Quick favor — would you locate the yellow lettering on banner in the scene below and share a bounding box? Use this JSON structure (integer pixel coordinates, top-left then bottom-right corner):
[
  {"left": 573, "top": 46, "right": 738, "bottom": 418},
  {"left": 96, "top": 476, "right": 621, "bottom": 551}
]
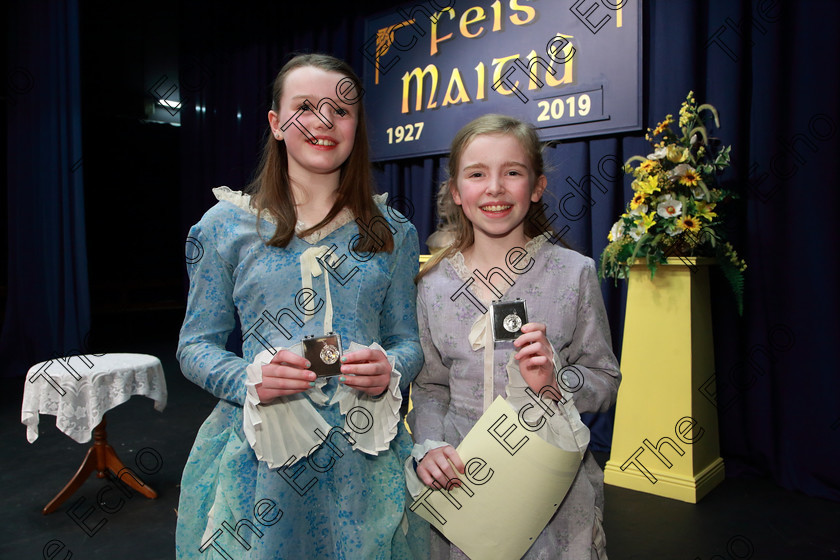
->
[
  {"left": 460, "top": 6, "right": 486, "bottom": 39},
  {"left": 430, "top": 7, "right": 455, "bottom": 56},
  {"left": 491, "top": 54, "right": 521, "bottom": 97},
  {"left": 490, "top": 0, "right": 502, "bottom": 31},
  {"left": 546, "top": 34, "right": 575, "bottom": 87},
  {"left": 525, "top": 50, "right": 540, "bottom": 90},
  {"left": 442, "top": 68, "right": 470, "bottom": 106},
  {"left": 402, "top": 65, "right": 440, "bottom": 114},
  {"left": 509, "top": 0, "right": 537, "bottom": 25},
  {"left": 475, "top": 62, "right": 486, "bottom": 101}
]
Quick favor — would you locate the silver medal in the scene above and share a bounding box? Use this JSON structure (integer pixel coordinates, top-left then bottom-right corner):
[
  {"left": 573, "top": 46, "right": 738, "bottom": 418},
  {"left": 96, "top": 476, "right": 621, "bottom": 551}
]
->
[
  {"left": 320, "top": 344, "right": 340, "bottom": 364},
  {"left": 503, "top": 313, "right": 522, "bottom": 333}
]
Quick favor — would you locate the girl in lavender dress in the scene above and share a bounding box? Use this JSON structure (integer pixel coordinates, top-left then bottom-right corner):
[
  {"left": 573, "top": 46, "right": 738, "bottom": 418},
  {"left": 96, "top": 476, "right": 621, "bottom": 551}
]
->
[{"left": 408, "top": 114, "right": 621, "bottom": 559}]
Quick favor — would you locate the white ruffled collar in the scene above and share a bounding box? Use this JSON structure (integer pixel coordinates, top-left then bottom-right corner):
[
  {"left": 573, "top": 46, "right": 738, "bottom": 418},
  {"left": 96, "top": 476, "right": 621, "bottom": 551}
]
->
[
  {"left": 447, "top": 234, "right": 548, "bottom": 297},
  {"left": 213, "top": 186, "right": 388, "bottom": 244}
]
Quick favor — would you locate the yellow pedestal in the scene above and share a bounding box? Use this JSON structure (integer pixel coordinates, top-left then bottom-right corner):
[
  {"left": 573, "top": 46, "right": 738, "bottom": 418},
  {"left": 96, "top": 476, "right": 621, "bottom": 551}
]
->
[{"left": 604, "top": 258, "right": 725, "bottom": 503}]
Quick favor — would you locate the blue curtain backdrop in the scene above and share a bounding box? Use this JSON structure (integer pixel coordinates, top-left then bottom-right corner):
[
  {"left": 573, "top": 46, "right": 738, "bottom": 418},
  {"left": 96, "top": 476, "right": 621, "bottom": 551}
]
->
[
  {"left": 174, "top": 0, "right": 840, "bottom": 501},
  {"left": 1, "top": 0, "right": 90, "bottom": 376},
  {"left": 4, "top": 0, "right": 837, "bottom": 502}
]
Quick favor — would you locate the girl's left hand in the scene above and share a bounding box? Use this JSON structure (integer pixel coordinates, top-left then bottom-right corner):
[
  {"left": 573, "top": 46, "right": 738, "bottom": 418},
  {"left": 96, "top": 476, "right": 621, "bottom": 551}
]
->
[
  {"left": 339, "top": 348, "right": 392, "bottom": 396},
  {"left": 513, "top": 323, "right": 560, "bottom": 397}
]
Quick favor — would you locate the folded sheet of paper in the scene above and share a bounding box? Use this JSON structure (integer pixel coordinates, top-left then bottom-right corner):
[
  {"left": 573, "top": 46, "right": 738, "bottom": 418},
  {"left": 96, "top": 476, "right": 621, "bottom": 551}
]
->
[{"left": 409, "top": 396, "right": 583, "bottom": 560}]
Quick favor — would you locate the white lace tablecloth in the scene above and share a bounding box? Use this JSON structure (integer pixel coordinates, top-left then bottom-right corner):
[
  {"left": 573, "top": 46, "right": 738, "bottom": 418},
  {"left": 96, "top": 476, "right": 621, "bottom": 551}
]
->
[{"left": 21, "top": 353, "right": 167, "bottom": 444}]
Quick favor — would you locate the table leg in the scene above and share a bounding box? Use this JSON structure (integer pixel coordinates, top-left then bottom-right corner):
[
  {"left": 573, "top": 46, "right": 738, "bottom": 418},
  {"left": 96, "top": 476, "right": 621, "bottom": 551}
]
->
[
  {"left": 41, "top": 441, "right": 98, "bottom": 514},
  {"left": 42, "top": 415, "right": 157, "bottom": 515}
]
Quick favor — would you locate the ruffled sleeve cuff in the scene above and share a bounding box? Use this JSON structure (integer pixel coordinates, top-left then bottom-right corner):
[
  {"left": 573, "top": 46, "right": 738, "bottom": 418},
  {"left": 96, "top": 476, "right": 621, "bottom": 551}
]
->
[
  {"left": 242, "top": 344, "right": 334, "bottom": 469},
  {"left": 503, "top": 350, "right": 590, "bottom": 456},
  {"left": 403, "top": 439, "right": 450, "bottom": 499},
  {"left": 242, "top": 341, "right": 404, "bottom": 469},
  {"left": 329, "top": 341, "right": 403, "bottom": 455}
]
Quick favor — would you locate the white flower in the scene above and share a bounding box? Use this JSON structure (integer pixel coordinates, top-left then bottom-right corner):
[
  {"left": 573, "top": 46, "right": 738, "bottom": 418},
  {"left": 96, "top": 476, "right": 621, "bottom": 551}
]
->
[
  {"left": 647, "top": 146, "right": 668, "bottom": 160},
  {"left": 690, "top": 134, "right": 698, "bottom": 145},
  {"left": 630, "top": 203, "right": 648, "bottom": 216},
  {"left": 668, "top": 163, "right": 693, "bottom": 180},
  {"left": 656, "top": 197, "right": 682, "bottom": 219},
  {"left": 628, "top": 223, "right": 646, "bottom": 241},
  {"left": 609, "top": 220, "right": 625, "bottom": 242}
]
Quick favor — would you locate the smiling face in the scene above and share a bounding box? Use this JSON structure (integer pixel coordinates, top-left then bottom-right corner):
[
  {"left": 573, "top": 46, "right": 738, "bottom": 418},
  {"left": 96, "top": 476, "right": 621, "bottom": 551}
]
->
[
  {"left": 450, "top": 133, "right": 547, "bottom": 244},
  {"left": 268, "top": 66, "right": 357, "bottom": 181}
]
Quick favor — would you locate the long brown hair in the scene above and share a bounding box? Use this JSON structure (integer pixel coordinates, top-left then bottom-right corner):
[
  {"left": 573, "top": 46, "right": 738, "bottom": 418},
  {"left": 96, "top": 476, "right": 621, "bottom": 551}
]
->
[
  {"left": 247, "top": 53, "right": 393, "bottom": 252},
  {"left": 417, "top": 114, "right": 560, "bottom": 281}
]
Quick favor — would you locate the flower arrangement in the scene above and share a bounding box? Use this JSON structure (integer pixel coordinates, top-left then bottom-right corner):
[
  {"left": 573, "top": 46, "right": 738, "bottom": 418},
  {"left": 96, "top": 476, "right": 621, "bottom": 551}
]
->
[{"left": 599, "top": 91, "right": 747, "bottom": 314}]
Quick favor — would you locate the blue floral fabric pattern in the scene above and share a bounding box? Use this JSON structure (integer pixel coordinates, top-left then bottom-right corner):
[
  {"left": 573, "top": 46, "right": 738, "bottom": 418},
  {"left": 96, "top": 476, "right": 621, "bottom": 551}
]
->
[{"left": 176, "top": 196, "right": 428, "bottom": 559}]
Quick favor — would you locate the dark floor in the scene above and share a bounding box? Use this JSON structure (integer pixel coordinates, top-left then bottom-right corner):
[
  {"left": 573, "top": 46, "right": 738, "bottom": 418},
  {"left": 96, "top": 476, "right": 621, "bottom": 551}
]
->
[{"left": 2, "top": 324, "right": 839, "bottom": 559}]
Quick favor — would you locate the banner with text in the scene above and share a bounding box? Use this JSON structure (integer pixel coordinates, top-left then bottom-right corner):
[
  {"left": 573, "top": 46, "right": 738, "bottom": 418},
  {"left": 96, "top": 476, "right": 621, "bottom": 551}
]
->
[{"left": 361, "top": 0, "right": 642, "bottom": 161}]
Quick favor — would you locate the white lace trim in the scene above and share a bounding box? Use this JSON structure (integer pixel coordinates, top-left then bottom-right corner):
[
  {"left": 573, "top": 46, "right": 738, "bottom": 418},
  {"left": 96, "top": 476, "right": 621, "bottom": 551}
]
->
[
  {"left": 298, "top": 210, "right": 354, "bottom": 244},
  {"left": 213, "top": 187, "right": 391, "bottom": 244},
  {"left": 213, "top": 185, "right": 258, "bottom": 213},
  {"left": 446, "top": 234, "right": 549, "bottom": 301}
]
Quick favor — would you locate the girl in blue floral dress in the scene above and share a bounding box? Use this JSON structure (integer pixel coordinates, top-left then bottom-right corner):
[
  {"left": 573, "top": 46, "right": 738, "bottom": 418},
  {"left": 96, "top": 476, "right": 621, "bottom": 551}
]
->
[{"left": 176, "top": 54, "right": 428, "bottom": 559}]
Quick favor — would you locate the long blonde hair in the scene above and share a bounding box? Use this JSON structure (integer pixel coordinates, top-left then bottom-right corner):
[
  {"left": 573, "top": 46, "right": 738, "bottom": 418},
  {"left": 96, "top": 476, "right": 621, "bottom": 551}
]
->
[
  {"left": 417, "top": 114, "right": 559, "bottom": 281},
  {"left": 247, "top": 53, "right": 393, "bottom": 253}
]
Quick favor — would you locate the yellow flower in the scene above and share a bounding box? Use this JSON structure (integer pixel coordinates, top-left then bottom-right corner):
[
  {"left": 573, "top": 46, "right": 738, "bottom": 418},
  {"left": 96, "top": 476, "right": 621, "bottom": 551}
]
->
[
  {"left": 630, "top": 192, "right": 647, "bottom": 210},
  {"left": 635, "top": 175, "right": 660, "bottom": 195},
  {"left": 640, "top": 211, "right": 657, "bottom": 232},
  {"left": 677, "top": 215, "right": 701, "bottom": 233},
  {"left": 678, "top": 168, "right": 701, "bottom": 187},
  {"left": 666, "top": 145, "right": 689, "bottom": 163},
  {"left": 679, "top": 93, "right": 695, "bottom": 127},
  {"left": 651, "top": 114, "right": 674, "bottom": 136},
  {"left": 639, "top": 159, "right": 657, "bottom": 174},
  {"left": 696, "top": 202, "right": 717, "bottom": 221}
]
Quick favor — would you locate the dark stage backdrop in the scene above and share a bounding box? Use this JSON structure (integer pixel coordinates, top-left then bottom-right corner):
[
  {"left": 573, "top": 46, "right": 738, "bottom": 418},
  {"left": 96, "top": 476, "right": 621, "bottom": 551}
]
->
[
  {"left": 3, "top": 0, "right": 838, "bottom": 502},
  {"left": 1, "top": 0, "right": 90, "bottom": 378}
]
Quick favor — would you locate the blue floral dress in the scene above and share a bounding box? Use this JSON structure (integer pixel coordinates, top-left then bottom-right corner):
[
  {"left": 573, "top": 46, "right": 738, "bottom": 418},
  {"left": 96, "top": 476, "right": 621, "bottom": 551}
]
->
[{"left": 176, "top": 188, "right": 429, "bottom": 559}]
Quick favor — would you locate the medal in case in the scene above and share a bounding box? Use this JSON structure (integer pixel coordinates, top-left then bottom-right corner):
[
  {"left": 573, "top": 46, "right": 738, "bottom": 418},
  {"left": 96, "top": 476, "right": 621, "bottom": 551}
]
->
[
  {"left": 490, "top": 299, "right": 528, "bottom": 342},
  {"left": 302, "top": 332, "right": 343, "bottom": 377}
]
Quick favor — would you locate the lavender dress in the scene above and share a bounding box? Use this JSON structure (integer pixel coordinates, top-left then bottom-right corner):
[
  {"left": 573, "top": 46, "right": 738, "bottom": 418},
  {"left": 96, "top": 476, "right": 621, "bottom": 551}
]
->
[{"left": 409, "top": 235, "right": 621, "bottom": 559}]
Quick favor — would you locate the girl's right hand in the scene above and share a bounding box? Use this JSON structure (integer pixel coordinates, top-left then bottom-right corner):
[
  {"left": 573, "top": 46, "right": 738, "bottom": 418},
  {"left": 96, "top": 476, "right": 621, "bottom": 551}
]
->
[
  {"left": 256, "top": 350, "right": 317, "bottom": 402},
  {"left": 416, "top": 445, "right": 466, "bottom": 490}
]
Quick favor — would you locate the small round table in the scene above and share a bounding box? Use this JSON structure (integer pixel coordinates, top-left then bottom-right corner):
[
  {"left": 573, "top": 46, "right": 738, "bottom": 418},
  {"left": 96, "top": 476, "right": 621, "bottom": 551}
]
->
[{"left": 21, "top": 353, "right": 168, "bottom": 514}]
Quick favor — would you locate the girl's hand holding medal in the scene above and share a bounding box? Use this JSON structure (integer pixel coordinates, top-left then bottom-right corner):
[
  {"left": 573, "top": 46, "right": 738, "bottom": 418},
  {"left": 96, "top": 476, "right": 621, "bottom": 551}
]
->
[
  {"left": 513, "top": 322, "right": 561, "bottom": 398},
  {"left": 339, "top": 348, "right": 392, "bottom": 396}
]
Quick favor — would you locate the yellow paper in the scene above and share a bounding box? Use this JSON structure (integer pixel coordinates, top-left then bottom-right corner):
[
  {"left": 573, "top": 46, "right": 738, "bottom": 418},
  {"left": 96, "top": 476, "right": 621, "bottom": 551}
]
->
[{"left": 409, "top": 396, "right": 583, "bottom": 560}]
